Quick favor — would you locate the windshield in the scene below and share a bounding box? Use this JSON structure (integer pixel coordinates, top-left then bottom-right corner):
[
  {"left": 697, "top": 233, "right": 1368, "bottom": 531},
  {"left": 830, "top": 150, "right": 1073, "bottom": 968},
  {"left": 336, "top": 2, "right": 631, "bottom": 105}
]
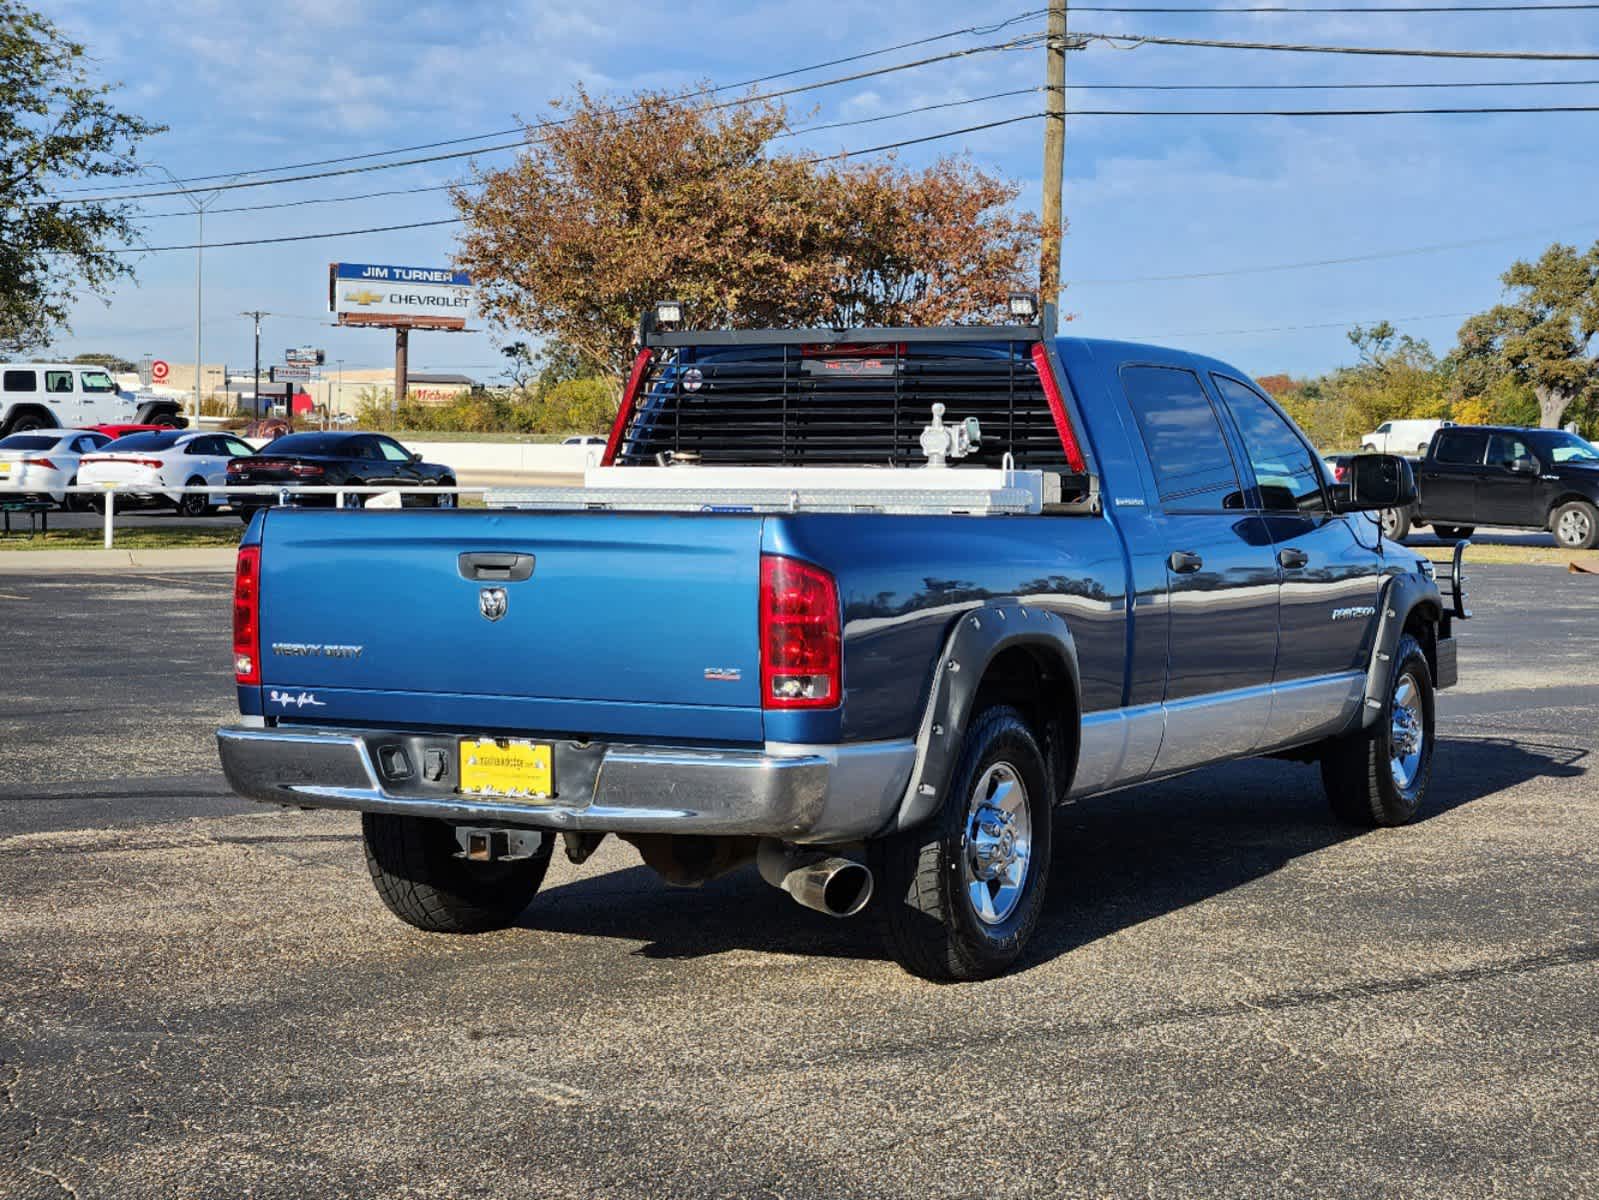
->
[
  {"left": 103, "top": 432, "right": 183, "bottom": 452},
  {"left": 1536, "top": 431, "right": 1599, "bottom": 463}
]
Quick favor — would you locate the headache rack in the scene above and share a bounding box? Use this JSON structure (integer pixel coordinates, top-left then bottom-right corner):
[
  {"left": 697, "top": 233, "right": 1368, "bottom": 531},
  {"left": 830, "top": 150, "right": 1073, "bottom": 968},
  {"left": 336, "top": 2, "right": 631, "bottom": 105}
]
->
[{"left": 610, "top": 324, "right": 1085, "bottom": 474}]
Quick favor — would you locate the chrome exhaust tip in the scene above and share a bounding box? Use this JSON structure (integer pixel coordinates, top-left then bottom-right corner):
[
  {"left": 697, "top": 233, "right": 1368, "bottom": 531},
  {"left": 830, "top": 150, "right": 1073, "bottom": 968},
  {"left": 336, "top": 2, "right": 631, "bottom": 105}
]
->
[{"left": 757, "top": 841, "right": 874, "bottom": 918}]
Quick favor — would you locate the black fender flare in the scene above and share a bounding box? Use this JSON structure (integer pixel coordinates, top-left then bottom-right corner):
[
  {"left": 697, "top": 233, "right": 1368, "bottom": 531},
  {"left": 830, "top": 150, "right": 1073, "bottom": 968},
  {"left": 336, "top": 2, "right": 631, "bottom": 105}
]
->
[
  {"left": 134, "top": 400, "right": 185, "bottom": 427},
  {"left": 891, "top": 601, "right": 1082, "bottom": 832},
  {"left": 1, "top": 404, "right": 58, "bottom": 433},
  {"left": 1361, "top": 572, "right": 1444, "bottom": 729}
]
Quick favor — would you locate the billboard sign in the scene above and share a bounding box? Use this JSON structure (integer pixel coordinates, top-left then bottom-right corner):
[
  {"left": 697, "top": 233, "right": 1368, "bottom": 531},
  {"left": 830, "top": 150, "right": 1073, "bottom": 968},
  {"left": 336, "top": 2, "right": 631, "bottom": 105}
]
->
[
  {"left": 329, "top": 262, "right": 473, "bottom": 330},
  {"left": 285, "top": 347, "right": 325, "bottom": 365},
  {"left": 271, "top": 364, "right": 312, "bottom": 382}
]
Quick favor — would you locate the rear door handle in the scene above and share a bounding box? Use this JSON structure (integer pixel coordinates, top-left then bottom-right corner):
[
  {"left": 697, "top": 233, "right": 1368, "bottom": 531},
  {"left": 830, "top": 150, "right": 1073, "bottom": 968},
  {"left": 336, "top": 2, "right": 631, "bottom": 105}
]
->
[
  {"left": 458, "top": 552, "right": 535, "bottom": 582},
  {"left": 1278, "top": 548, "right": 1310, "bottom": 569},
  {"left": 1168, "top": 550, "right": 1204, "bottom": 574}
]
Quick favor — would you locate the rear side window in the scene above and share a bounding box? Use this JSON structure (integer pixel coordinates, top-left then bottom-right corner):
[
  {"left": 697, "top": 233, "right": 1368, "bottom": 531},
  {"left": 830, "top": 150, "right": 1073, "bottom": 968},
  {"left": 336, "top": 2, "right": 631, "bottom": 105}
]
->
[
  {"left": 1211, "top": 375, "right": 1324, "bottom": 512},
  {"left": 45, "top": 370, "right": 73, "bottom": 394},
  {"left": 3, "top": 370, "right": 36, "bottom": 392},
  {"left": 1120, "top": 365, "right": 1243, "bottom": 510},
  {"left": 1434, "top": 429, "right": 1488, "bottom": 465}
]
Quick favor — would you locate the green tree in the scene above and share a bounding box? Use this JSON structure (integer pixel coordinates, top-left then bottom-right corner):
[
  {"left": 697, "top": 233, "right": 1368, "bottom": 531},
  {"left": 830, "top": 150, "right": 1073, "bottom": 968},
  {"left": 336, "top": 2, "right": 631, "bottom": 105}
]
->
[
  {"left": 1452, "top": 242, "right": 1599, "bottom": 428},
  {"left": 0, "top": 1, "right": 163, "bottom": 352},
  {"left": 69, "top": 350, "right": 134, "bottom": 372}
]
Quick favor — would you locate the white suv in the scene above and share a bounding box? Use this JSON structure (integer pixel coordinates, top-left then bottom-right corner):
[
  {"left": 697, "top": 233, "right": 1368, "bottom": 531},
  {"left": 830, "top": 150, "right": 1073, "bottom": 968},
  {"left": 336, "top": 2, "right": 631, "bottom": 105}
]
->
[{"left": 0, "top": 364, "right": 183, "bottom": 434}]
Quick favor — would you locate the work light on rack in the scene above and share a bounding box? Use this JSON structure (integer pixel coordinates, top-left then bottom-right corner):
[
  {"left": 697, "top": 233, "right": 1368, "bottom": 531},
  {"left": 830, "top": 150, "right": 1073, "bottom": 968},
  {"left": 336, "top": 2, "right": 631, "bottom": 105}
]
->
[{"left": 1008, "top": 292, "right": 1038, "bottom": 322}]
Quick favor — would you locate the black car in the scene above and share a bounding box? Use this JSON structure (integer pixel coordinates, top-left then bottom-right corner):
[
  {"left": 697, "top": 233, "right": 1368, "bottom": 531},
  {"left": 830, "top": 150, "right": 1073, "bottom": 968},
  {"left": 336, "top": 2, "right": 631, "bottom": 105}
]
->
[
  {"left": 227, "top": 432, "right": 456, "bottom": 519},
  {"left": 1387, "top": 424, "right": 1599, "bottom": 549}
]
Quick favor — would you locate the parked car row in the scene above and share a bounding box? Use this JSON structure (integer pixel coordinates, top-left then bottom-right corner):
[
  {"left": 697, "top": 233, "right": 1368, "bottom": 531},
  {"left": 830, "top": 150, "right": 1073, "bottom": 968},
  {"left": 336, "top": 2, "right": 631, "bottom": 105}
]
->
[{"left": 0, "top": 429, "right": 456, "bottom": 518}]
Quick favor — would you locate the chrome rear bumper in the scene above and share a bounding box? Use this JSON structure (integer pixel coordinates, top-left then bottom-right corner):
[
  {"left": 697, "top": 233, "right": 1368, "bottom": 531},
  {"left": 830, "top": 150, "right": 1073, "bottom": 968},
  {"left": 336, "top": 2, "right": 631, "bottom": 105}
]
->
[{"left": 216, "top": 725, "right": 915, "bottom": 844}]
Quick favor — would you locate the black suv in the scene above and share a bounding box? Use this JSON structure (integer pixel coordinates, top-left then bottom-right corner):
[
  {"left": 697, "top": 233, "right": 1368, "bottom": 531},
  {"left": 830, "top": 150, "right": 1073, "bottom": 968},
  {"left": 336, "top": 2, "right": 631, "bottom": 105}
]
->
[{"left": 1385, "top": 424, "right": 1599, "bottom": 549}]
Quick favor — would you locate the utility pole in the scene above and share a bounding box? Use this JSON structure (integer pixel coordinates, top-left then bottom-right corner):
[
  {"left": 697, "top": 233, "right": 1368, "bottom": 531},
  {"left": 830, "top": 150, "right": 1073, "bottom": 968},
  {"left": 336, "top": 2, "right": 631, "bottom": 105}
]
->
[
  {"left": 241, "top": 311, "right": 267, "bottom": 417},
  {"left": 1040, "top": 0, "right": 1068, "bottom": 337},
  {"left": 394, "top": 328, "right": 409, "bottom": 411}
]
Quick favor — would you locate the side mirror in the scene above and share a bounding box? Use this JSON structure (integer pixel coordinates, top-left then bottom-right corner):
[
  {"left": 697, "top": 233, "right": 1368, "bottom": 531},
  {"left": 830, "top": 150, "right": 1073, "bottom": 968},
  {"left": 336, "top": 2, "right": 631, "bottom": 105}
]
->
[
  {"left": 411, "top": 451, "right": 423, "bottom": 463},
  {"left": 1333, "top": 453, "right": 1417, "bottom": 512},
  {"left": 1510, "top": 455, "right": 1538, "bottom": 476}
]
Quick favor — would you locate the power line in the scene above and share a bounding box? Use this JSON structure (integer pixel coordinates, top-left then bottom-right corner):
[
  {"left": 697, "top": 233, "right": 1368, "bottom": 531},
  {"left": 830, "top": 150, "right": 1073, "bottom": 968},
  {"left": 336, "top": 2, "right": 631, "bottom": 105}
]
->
[
  {"left": 43, "top": 33, "right": 1046, "bottom": 207},
  {"left": 132, "top": 90, "right": 1045, "bottom": 221},
  {"left": 1065, "top": 76, "right": 1599, "bottom": 89},
  {"left": 1129, "top": 311, "right": 1471, "bottom": 338},
  {"left": 1080, "top": 30, "right": 1599, "bottom": 59},
  {"left": 1068, "top": 224, "right": 1595, "bottom": 284},
  {"left": 109, "top": 114, "right": 1047, "bottom": 253},
  {"left": 1071, "top": 2, "right": 1599, "bottom": 9},
  {"left": 46, "top": 9, "right": 1049, "bottom": 197},
  {"left": 1068, "top": 103, "right": 1599, "bottom": 113}
]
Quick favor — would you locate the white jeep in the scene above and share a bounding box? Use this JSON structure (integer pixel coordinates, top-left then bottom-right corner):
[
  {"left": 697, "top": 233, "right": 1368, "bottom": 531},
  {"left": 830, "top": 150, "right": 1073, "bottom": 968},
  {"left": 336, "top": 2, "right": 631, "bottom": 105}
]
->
[{"left": 0, "top": 364, "right": 183, "bottom": 434}]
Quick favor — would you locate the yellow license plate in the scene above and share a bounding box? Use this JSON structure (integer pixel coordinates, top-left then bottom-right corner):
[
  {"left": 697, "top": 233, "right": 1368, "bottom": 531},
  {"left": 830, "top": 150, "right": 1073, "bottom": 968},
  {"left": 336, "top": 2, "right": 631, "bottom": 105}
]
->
[
  {"left": 0, "top": 463, "right": 10, "bottom": 475},
  {"left": 458, "top": 738, "right": 553, "bottom": 800}
]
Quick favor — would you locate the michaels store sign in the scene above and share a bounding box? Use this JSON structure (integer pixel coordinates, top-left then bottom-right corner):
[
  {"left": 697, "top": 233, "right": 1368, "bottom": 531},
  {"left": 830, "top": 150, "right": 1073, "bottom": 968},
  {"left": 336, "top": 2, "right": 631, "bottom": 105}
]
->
[{"left": 329, "top": 262, "right": 474, "bottom": 329}]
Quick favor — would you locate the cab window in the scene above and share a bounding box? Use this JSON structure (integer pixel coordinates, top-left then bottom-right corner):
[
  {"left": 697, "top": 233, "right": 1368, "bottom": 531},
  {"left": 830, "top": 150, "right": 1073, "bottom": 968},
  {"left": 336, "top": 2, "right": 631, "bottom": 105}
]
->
[
  {"left": 376, "top": 438, "right": 413, "bottom": 463},
  {"left": 1211, "top": 375, "right": 1325, "bottom": 512},
  {"left": 1119, "top": 365, "right": 1244, "bottom": 511},
  {"left": 1434, "top": 429, "right": 1489, "bottom": 465},
  {"left": 45, "top": 370, "right": 73, "bottom": 394},
  {"left": 1376, "top": 422, "right": 1392, "bottom": 434},
  {"left": 79, "top": 371, "right": 117, "bottom": 393}
]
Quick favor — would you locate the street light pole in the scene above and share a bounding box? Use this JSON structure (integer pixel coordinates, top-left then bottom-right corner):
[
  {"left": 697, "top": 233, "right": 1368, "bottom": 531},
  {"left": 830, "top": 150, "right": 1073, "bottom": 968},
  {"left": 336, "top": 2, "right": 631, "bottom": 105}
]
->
[{"left": 241, "top": 311, "right": 268, "bottom": 416}]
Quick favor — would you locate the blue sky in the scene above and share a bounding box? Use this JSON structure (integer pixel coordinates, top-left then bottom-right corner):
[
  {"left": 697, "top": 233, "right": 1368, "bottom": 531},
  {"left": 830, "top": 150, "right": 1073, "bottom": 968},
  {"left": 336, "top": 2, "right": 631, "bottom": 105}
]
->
[{"left": 43, "top": 0, "right": 1599, "bottom": 382}]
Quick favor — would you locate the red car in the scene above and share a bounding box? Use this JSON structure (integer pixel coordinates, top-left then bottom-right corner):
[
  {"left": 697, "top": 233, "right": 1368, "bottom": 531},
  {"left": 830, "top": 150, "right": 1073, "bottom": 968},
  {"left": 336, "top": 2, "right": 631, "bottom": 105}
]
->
[{"left": 82, "top": 422, "right": 185, "bottom": 441}]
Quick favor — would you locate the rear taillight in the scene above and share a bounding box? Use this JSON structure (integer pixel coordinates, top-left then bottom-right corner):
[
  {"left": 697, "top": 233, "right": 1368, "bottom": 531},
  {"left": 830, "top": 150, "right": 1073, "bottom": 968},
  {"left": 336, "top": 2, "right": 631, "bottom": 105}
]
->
[
  {"left": 233, "top": 545, "right": 261, "bottom": 685},
  {"left": 759, "top": 554, "right": 841, "bottom": 709},
  {"left": 289, "top": 463, "right": 324, "bottom": 477},
  {"left": 22, "top": 457, "right": 56, "bottom": 470}
]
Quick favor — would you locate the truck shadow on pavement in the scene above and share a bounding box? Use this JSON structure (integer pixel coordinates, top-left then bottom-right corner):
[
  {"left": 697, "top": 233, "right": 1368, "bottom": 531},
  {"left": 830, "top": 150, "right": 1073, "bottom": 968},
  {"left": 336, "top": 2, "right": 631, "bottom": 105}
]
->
[{"left": 518, "top": 735, "right": 1585, "bottom": 970}]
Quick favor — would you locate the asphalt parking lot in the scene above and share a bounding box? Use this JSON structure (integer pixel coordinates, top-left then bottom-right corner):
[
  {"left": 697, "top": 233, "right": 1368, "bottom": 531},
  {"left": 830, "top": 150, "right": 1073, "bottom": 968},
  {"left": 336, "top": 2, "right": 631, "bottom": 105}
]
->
[{"left": 1, "top": 564, "right": 1595, "bottom": 1199}]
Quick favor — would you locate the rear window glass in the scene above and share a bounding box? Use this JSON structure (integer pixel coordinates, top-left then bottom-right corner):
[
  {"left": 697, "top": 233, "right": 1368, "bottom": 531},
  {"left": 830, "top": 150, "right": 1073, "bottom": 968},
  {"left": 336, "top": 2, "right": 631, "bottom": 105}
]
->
[
  {"left": 0, "top": 434, "right": 59, "bottom": 450},
  {"left": 103, "top": 432, "right": 183, "bottom": 451},
  {"left": 263, "top": 433, "right": 356, "bottom": 455},
  {"left": 1434, "top": 429, "right": 1488, "bottom": 465},
  {"left": 1120, "top": 365, "right": 1244, "bottom": 510},
  {"left": 3, "top": 370, "right": 36, "bottom": 391}
]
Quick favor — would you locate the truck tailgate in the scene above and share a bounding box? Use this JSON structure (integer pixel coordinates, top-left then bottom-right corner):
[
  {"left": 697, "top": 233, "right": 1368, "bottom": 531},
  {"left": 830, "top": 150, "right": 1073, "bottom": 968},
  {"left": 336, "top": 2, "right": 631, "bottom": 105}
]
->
[{"left": 255, "top": 509, "right": 764, "bottom": 742}]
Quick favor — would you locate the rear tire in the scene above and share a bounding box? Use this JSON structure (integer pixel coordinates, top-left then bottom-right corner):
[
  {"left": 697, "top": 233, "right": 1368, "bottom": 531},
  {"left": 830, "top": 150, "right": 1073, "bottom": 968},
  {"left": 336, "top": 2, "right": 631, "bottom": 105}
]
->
[
  {"left": 8, "top": 414, "right": 47, "bottom": 433},
  {"left": 1320, "top": 632, "right": 1434, "bottom": 827},
  {"left": 1551, "top": 500, "right": 1599, "bottom": 550},
  {"left": 873, "top": 706, "right": 1053, "bottom": 982},
  {"left": 175, "top": 477, "right": 211, "bottom": 517},
  {"left": 1380, "top": 506, "right": 1413, "bottom": 542},
  {"left": 362, "top": 813, "right": 552, "bottom": 933}
]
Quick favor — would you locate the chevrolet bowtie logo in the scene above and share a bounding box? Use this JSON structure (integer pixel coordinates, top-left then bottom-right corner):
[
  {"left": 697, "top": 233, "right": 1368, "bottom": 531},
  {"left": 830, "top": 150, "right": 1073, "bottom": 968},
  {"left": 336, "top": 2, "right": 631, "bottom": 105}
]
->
[{"left": 343, "top": 288, "right": 384, "bottom": 305}]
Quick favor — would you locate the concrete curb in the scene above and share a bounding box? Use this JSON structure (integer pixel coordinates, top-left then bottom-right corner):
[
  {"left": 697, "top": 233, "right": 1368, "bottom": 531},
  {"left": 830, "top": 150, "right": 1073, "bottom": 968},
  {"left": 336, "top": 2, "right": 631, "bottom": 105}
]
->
[{"left": 0, "top": 547, "right": 237, "bottom": 573}]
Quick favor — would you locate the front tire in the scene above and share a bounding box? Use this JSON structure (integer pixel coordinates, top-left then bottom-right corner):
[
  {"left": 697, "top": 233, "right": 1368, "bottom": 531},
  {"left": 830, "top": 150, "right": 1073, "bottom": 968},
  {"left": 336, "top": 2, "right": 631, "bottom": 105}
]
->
[
  {"left": 1551, "top": 500, "right": 1599, "bottom": 550},
  {"left": 1320, "top": 632, "right": 1435, "bottom": 827},
  {"left": 362, "top": 814, "right": 552, "bottom": 933},
  {"left": 873, "top": 706, "right": 1053, "bottom": 982},
  {"left": 1380, "top": 506, "right": 1413, "bottom": 542}
]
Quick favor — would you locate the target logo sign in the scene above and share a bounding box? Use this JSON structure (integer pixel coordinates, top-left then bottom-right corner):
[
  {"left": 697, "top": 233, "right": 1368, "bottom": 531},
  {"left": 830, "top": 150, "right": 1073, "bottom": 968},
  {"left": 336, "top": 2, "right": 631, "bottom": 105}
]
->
[{"left": 150, "top": 359, "right": 170, "bottom": 384}]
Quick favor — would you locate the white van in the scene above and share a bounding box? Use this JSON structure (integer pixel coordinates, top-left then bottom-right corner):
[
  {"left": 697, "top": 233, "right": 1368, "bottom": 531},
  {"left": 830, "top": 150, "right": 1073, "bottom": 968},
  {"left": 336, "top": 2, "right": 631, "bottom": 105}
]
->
[
  {"left": 1361, "top": 419, "right": 1452, "bottom": 456},
  {"left": 0, "top": 364, "right": 183, "bottom": 435}
]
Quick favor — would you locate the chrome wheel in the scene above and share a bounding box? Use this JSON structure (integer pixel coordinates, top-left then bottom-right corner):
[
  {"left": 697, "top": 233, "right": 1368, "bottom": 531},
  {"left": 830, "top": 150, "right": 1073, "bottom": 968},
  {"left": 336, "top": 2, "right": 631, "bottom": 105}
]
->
[
  {"left": 1380, "top": 509, "right": 1401, "bottom": 538},
  {"left": 961, "top": 762, "right": 1032, "bottom": 926},
  {"left": 1556, "top": 507, "right": 1593, "bottom": 547},
  {"left": 1389, "top": 672, "right": 1425, "bottom": 791}
]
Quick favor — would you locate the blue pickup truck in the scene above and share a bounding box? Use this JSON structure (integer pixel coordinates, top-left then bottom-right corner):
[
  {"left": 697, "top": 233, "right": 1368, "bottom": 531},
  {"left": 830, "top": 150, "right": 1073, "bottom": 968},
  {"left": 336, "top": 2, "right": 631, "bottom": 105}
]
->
[{"left": 217, "top": 315, "right": 1468, "bottom": 981}]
